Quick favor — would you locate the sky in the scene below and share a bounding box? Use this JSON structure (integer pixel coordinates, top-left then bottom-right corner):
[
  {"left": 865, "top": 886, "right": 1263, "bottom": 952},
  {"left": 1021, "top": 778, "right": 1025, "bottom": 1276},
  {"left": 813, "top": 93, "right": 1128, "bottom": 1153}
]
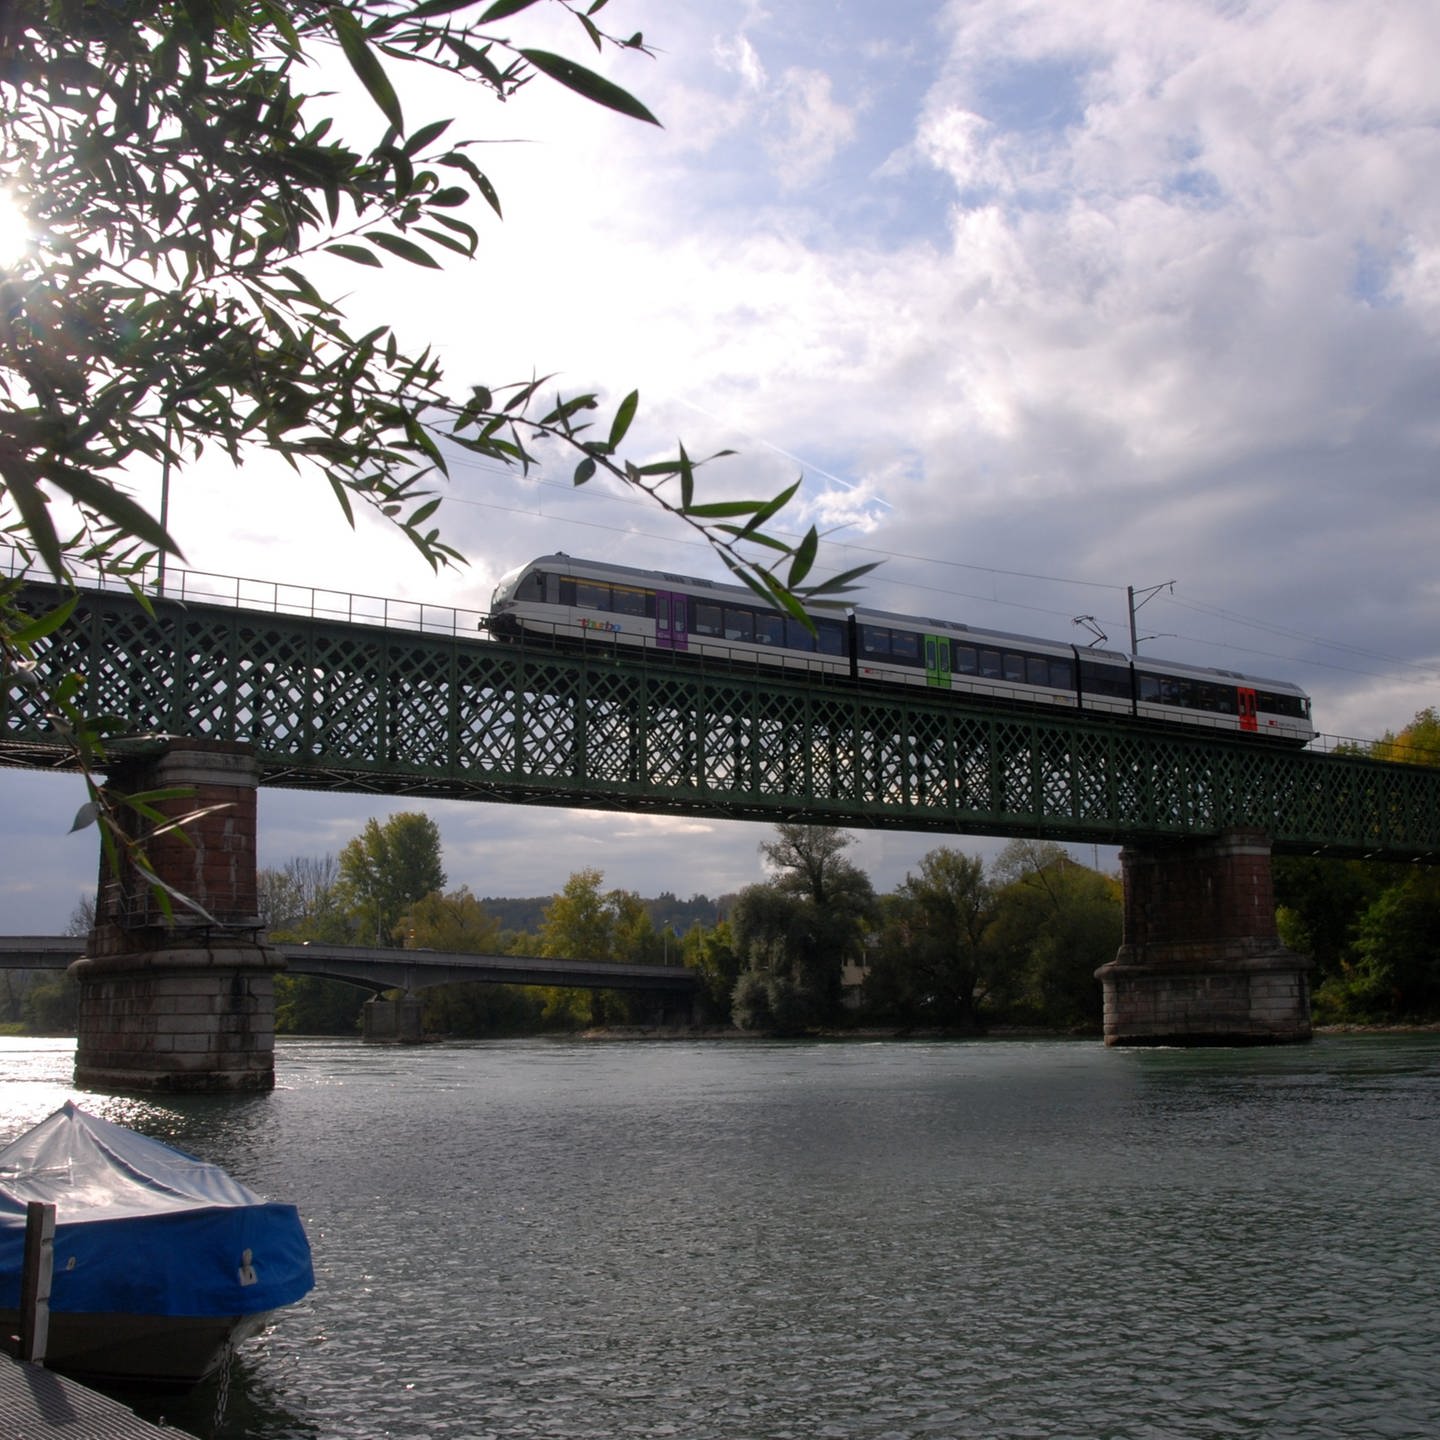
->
[{"left": 5, "top": 0, "right": 1440, "bottom": 932}]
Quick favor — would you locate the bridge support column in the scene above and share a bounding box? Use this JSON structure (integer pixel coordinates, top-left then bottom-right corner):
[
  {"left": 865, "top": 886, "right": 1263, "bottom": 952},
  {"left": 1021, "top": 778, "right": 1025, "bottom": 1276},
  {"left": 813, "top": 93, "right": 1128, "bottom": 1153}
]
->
[
  {"left": 362, "top": 995, "right": 424, "bottom": 1044},
  {"left": 71, "top": 740, "right": 283, "bottom": 1092},
  {"left": 1096, "top": 827, "right": 1312, "bottom": 1047}
]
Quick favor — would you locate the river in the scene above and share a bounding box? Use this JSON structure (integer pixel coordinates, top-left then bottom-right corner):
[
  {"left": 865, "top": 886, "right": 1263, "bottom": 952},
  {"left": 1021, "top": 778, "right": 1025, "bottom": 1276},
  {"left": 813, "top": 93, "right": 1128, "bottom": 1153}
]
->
[{"left": 2, "top": 1032, "right": 1438, "bottom": 1440}]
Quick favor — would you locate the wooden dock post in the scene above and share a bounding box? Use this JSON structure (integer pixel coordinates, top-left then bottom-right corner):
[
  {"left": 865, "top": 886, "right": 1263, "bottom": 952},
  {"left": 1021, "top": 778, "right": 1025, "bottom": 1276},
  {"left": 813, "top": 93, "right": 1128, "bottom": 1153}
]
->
[{"left": 19, "top": 1200, "right": 55, "bottom": 1363}]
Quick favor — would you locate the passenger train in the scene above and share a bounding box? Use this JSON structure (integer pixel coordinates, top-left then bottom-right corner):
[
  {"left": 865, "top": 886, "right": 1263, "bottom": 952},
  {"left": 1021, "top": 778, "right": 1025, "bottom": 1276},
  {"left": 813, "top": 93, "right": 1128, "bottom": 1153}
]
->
[{"left": 486, "top": 554, "right": 1315, "bottom": 745}]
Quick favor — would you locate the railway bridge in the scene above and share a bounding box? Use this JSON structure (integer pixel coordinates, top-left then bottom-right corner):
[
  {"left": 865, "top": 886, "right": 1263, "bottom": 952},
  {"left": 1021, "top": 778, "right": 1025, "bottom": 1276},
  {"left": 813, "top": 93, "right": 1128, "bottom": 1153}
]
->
[{"left": 4, "top": 563, "right": 1438, "bottom": 1089}]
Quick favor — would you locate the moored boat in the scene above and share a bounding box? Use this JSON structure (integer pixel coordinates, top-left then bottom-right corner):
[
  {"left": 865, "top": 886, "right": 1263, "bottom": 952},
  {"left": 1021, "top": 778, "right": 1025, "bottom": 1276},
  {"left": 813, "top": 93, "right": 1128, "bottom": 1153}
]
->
[{"left": 0, "top": 1101, "right": 314, "bottom": 1387}]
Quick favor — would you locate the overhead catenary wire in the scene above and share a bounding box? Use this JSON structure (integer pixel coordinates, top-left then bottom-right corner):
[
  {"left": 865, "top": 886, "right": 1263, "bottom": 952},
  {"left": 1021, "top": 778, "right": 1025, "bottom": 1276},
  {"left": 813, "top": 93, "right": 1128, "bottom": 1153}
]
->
[{"left": 434, "top": 448, "right": 1438, "bottom": 689}]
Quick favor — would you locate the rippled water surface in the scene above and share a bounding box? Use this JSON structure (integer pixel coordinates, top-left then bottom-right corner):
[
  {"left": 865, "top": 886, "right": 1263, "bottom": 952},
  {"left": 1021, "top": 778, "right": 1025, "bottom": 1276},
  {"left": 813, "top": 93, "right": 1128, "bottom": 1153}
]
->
[{"left": 3, "top": 1033, "right": 1438, "bottom": 1439}]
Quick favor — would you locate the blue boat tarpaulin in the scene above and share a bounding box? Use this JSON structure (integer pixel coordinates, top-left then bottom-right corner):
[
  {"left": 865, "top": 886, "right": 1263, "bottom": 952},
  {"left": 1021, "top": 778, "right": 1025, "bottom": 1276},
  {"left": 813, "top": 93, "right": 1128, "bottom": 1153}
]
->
[{"left": 0, "top": 1102, "right": 314, "bottom": 1318}]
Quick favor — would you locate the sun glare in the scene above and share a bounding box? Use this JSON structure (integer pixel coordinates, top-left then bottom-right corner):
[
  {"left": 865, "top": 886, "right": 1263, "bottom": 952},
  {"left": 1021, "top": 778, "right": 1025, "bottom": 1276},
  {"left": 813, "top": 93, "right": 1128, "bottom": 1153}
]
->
[{"left": 0, "top": 189, "right": 33, "bottom": 267}]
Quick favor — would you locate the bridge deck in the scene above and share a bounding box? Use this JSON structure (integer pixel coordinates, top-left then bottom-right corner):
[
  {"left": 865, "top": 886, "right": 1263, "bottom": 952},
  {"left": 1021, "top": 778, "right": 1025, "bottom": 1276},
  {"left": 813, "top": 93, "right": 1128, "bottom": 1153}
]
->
[{"left": 0, "top": 937, "right": 697, "bottom": 993}]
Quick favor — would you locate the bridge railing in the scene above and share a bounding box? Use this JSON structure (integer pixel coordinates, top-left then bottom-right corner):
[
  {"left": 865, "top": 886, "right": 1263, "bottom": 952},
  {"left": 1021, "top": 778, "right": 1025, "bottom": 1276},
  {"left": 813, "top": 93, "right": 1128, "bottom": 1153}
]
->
[{"left": 0, "top": 540, "right": 489, "bottom": 640}]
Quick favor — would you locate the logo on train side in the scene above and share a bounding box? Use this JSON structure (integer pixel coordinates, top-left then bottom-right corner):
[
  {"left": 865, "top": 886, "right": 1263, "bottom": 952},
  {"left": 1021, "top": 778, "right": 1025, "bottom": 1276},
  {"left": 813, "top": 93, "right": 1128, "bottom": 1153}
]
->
[{"left": 579, "top": 618, "right": 623, "bottom": 634}]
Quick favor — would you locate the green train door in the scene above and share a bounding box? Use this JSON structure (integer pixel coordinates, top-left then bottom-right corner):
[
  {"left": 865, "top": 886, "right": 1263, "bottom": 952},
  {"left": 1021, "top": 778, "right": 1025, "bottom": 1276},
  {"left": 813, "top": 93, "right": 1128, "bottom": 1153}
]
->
[{"left": 924, "top": 635, "right": 952, "bottom": 688}]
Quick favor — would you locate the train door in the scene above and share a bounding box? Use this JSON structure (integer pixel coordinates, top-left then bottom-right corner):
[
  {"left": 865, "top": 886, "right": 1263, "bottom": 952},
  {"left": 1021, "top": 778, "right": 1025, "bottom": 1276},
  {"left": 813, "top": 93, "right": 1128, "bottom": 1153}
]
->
[
  {"left": 1237, "top": 686, "right": 1258, "bottom": 733},
  {"left": 655, "top": 591, "right": 689, "bottom": 652},
  {"left": 925, "top": 635, "right": 952, "bottom": 688}
]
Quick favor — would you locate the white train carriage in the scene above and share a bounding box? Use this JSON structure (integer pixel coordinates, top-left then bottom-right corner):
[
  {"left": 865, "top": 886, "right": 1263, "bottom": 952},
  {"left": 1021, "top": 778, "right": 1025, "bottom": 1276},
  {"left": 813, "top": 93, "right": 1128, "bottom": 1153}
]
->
[{"left": 486, "top": 554, "right": 1315, "bottom": 745}]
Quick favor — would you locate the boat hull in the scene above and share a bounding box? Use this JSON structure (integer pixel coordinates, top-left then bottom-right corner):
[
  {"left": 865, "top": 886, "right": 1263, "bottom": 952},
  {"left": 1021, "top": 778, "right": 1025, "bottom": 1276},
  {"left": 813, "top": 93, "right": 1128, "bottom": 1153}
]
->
[{"left": 1, "top": 1306, "right": 273, "bottom": 1387}]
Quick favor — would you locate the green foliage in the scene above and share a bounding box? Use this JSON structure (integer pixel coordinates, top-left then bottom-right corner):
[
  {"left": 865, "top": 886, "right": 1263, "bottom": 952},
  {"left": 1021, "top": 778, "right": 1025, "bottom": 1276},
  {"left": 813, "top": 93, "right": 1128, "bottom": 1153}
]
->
[
  {"left": 609, "top": 889, "right": 662, "bottom": 965},
  {"left": 540, "top": 867, "right": 615, "bottom": 960},
  {"left": 983, "top": 842, "right": 1116, "bottom": 1030},
  {"left": 0, "top": 970, "right": 27, "bottom": 1025},
  {"left": 21, "top": 969, "right": 80, "bottom": 1035},
  {"left": 1316, "top": 870, "right": 1440, "bottom": 1022},
  {"left": 274, "top": 972, "right": 367, "bottom": 1035},
  {"left": 337, "top": 811, "right": 446, "bottom": 943},
  {"left": 729, "top": 826, "right": 876, "bottom": 1034},
  {"left": 261, "top": 849, "right": 366, "bottom": 1033},
  {"left": 1370, "top": 707, "right": 1440, "bottom": 766},
  {"left": 760, "top": 824, "right": 874, "bottom": 915},
  {"left": 0, "top": 1, "right": 617, "bottom": 574},
  {"left": 0, "top": 0, "right": 874, "bottom": 598},
  {"left": 401, "top": 885, "right": 502, "bottom": 953},
  {"left": 729, "top": 886, "right": 817, "bottom": 1032},
  {"left": 681, "top": 919, "right": 739, "bottom": 1024},
  {"left": 730, "top": 964, "right": 778, "bottom": 1033},
  {"left": 1273, "top": 856, "right": 1389, "bottom": 995},
  {"left": 421, "top": 980, "right": 547, "bottom": 1037},
  {"left": 536, "top": 867, "right": 670, "bottom": 1025},
  {"left": 1279, "top": 715, "right": 1440, "bottom": 1025},
  {"left": 860, "top": 842, "right": 1117, "bottom": 1033},
  {"left": 863, "top": 849, "right": 994, "bottom": 1031}
]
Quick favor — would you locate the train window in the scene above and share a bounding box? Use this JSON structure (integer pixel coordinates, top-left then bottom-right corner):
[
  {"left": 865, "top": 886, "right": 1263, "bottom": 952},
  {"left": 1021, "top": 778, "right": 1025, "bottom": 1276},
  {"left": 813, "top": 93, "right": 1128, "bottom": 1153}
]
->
[
  {"left": 861, "top": 626, "right": 890, "bottom": 656},
  {"left": 816, "top": 619, "right": 845, "bottom": 655},
  {"left": 724, "top": 607, "right": 754, "bottom": 642},
  {"left": 785, "top": 618, "right": 817, "bottom": 652},
  {"left": 980, "top": 649, "right": 1002, "bottom": 678},
  {"left": 954, "top": 646, "right": 978, "bottom": 676},
  {"left": 575, "top": 580, "right": 609, "bottom": 610},
  {"left": 1049, "top": 660, "right": 1074, "bottom": 689},
  {"left": 755, "top": 613, "right": 786, "bottom": 646},
  {"left": 610, "top": 585, "right": 648, "bottom": 617},
  {"left": 1080, "top": 659, "right": 1132, "bottom": 699},
  {"left": 1003, "top": 653, "right": 1025, "bottom": 683},
  {"left": 891, "top": 630, "right": 921, "bottom": 663},
  {"left": 1138, "top": 674, "right": 1161, "bottom": 702},
  {"left": 1259, "top": 691, "right": 1307, "bottom": 719},
  {"left": 1026, "top": 657, "right": 1049, "bottom": 687},
  {"left": 693, "top": 602, "right": 722, "bottom": 638}
]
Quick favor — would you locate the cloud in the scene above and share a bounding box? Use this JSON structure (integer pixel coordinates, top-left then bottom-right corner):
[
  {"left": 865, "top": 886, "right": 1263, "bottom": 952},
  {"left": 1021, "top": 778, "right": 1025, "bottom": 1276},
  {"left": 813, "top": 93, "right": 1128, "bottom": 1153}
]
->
[
  {"left": 767, "top": 67, "right": 859, "bottom": 189},
  {"left": 8, "top": 0, "right": 1438, "bottom": 933}
]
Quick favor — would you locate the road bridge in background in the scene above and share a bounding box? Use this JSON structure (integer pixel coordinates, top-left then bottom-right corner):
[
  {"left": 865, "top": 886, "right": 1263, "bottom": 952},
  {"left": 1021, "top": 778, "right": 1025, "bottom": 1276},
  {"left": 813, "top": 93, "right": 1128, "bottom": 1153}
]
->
[{"left": 0, "top": 936, "right": 697, "bottom": 996}]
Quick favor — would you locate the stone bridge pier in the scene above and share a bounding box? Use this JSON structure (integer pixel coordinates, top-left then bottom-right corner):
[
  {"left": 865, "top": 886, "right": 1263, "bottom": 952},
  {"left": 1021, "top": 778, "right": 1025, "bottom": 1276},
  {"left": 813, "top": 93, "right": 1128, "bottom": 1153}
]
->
[
  {"left": 72, "top": 739, "right": 283, "bottom": 1092},
  {"left": 1095, "top": 827, "right": 1313, "bottom": 1046}
]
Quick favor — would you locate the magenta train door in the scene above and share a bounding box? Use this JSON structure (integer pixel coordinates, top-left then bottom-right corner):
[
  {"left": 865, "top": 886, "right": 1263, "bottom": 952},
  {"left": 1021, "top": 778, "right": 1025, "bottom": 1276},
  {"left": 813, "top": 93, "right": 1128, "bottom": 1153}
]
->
[{"left": 655, "top": 591, "right": 689, "bottom": 651}]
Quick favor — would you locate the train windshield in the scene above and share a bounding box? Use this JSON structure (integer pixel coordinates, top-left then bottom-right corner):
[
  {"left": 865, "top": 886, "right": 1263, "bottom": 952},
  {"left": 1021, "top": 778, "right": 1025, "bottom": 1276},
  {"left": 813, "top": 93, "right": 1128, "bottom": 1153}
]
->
[{"left": 490, "top": 564, "right": 527, "bottom": 609}]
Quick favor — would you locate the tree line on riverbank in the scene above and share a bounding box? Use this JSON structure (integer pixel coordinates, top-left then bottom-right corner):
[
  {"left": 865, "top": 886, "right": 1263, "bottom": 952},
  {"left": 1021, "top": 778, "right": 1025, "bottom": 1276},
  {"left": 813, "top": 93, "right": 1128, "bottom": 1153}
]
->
[
  {"left": 1275, "top": 708, "right": 1440, "bottom": 1023},
  {"left": 5, "top": 809, "right": 1120, "bottom": 1038},
  {"left": 245, "top": 813, "right": 1127, "bottom": 1037}
]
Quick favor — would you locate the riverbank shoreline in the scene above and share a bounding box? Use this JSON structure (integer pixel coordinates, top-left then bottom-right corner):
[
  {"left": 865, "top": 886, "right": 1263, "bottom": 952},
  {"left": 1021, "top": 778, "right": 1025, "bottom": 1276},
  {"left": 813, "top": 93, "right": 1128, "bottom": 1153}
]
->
[{"left": 574, "top": 1020, "right": 1440, "bottom": 1041}]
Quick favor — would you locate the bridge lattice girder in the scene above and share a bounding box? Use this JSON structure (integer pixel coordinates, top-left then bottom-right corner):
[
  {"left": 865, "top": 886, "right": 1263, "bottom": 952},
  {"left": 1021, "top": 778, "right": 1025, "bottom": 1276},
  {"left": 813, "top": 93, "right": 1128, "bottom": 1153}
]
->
[{"left": 3, "top": 583, "right": 1436, "bottom": 860}]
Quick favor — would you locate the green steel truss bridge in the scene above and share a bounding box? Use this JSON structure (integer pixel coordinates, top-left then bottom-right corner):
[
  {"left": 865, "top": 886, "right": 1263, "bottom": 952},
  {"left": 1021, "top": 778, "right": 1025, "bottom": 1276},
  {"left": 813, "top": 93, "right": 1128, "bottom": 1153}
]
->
[{"left": 2, "top": 574, "right": 1437, "bottom": 860}]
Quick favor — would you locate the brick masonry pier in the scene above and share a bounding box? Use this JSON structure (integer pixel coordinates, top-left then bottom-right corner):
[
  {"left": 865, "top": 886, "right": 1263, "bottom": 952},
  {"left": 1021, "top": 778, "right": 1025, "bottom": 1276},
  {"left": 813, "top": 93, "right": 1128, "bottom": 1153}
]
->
[
  {"left": 1095, "top": 827, "right": 1313, "bottom": 1046},
  {"left": 72, "top": 740, "right": 284, "bottom": 1092}
]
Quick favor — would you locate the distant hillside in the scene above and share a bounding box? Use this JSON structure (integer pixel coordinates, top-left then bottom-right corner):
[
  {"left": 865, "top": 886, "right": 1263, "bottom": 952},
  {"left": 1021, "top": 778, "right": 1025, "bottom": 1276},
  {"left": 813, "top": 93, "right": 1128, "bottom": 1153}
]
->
[{"left": 480, "top": 892, "right": 735, "bottom": 940}]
